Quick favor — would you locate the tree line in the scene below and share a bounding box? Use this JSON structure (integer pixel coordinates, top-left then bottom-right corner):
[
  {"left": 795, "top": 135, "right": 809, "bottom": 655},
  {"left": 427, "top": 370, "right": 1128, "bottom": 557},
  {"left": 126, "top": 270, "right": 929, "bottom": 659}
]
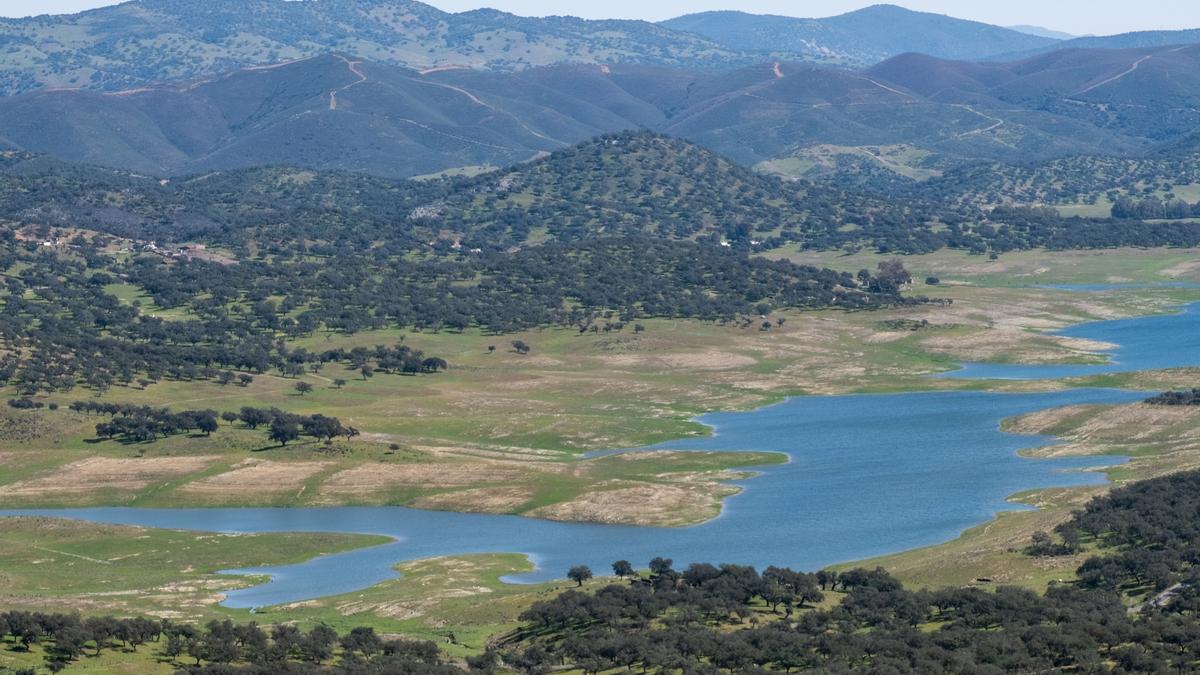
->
[
  {"left": 69, "top": 401, "right": 358, "bottom": 447},
  {"left": 1145, "top": 389, "right": 1200, "bottom": 406},
  {"left": 0, "top": 613, "right": 481, "bottom": 674},
  {"left": 1112, "top": 197, "right": 1200, "bottom": 221},
  {"left": 497, "top": 469, "right": 1200, "bottom": 673}
]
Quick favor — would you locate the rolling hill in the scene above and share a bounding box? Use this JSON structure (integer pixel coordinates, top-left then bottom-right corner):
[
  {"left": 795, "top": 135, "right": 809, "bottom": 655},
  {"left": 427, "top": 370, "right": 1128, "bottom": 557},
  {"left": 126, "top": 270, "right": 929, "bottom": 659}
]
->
[
  {"left": 0, "top": 132, "right": 951, "bottom": 254},
  {"left": 660, "top": 5, "right": 1060, "bottom": 66},
  {"left": 6, "top": 132, "right": 1198, "bottom": 260}
]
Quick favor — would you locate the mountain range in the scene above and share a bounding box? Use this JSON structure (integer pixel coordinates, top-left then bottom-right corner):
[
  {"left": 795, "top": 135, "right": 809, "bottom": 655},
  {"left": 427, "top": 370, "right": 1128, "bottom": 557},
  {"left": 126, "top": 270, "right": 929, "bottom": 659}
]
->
[
  {"left": 2, "top": 41, "right": 1199, "bottom": 178},
  {"left": 0, "top": 0, "right": 1138, "bottom": 97},
  {"left": 0, "top": 1, "right": 1198, "bottom": 183}
]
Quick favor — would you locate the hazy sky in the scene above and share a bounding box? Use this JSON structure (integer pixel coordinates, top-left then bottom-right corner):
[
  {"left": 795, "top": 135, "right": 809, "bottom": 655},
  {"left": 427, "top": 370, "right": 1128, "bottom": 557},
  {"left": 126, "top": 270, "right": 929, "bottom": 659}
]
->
[{"left": 4, "top": 0, "right": 1200, "bottom": 36}]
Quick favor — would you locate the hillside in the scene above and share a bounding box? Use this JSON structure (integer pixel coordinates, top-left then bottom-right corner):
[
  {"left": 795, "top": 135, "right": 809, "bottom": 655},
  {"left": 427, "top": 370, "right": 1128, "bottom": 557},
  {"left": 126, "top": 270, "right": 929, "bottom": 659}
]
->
[
  {"left": 1006, "top": 25, "right": 1077, "bottom": 41},
  {"left": 866, "top": 44, "right": 1200, "bottom": 146},
  {"left": 756, "top": 45, "right": 1200, "bottom": 181},
  {"left": 0, "top": 0, "right": 751, "bottom": 96},
  {"left": 6, "top": 132, "right": 1200, "bottom": 259},
  {"left": 0, "top": 134, "right": 914, "bottom": 251},
  {"left": 902, "top": 152, "right": 1200, "bottom": 210},
  {"left": 7, "top": 44, "right": 1200, "bottom": 179},
  {"left": 0, "top": 0, "right": 1084, "bottom": 98},
  {"left": 0, "top": 55, "right": 684, "bottom": 177},
  {"left": 660, "top": 5, "right": 1059, "bottom": 66}
]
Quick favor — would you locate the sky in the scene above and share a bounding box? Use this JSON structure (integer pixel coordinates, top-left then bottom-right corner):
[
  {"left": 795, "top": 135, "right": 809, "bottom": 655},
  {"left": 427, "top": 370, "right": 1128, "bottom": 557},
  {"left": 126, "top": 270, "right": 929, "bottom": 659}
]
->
[{"left": 3, "top": 0, "right": 1200, "bottom": 37}]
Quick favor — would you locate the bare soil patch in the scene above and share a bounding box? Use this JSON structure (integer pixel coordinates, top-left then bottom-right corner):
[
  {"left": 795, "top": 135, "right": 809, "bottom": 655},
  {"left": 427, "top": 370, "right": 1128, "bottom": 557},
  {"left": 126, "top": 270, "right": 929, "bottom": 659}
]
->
[
  {"left": 409, "top": 486, "right": 536, "bottom": 513},
  {"left": 318, "top": 462, "right": 524, "bottom": 496},
  {"left": 920, "top": 328, "right": 1108, "bottom": 363},
  {"left": 1016, "top": 404, "right": 1198, "bottom": 439},
  {"left": 0, "top": 456, "right": 219, "bottom": 497},
  {"left": 180, "top": 459, "right": 329, "bottom": 495},
  {"left": 1162, "top": 259, "right": 1200, "bottom": 278},
  {"left": 604, "top": 351, "right": 757, "bottom": 371},
  {"left": 527, "top": 481, "right": 738, "bottom": 527},
  {"left": 1011, "top": 404, "right": 1200, "bottom": 458},
  {"left": 1005, "top": 404, "right": 1098, "bottom": 435}
]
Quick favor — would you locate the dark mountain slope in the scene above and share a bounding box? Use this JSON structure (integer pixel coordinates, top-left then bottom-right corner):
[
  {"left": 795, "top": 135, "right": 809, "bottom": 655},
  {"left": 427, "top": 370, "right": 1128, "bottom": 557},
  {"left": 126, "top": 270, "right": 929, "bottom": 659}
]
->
[
  {"left": 6, "top": 43, "right": 1200, "bottom": 179},
  {"left": 868, "top": 45, "right": 1200, "bottom": 144},
  {"left": 661, "top": 5, "right": 1059, "bottom": 66},
  {"left": 0, "top": 55, "right": 686, "bottom": 177},
  {"left": 864, "top": 53, "right": 1016, "bottom": 100},
  {"left": 660, "top": 60, "right": 1141, "bottom": 167}
]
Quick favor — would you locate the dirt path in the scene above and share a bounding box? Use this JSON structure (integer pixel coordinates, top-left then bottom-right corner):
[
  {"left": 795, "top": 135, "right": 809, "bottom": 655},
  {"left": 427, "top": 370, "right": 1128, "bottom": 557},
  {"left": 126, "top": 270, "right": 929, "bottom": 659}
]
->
[
  {"left": 955, "top": 105, "right": 1005, "bottom": 137},
  {"left": 394, "top": 117, "right": 520, "bottom": 151},
  {"left": 859, "top": 76, "right": 917, "bottom": 100},
  {"left": 1130, "top": 582, "right": 1184, "bottom": 614},
  {"left": 330, "top": 55, "right": 367, "bottom": 111},
  {"left": 1075, "top": 55, "right": 1152, "bottom": 95},
  {"left": 0, "top": 538, "right": 111, "bottom": 565},
  {"left": 409, "top": 75, "right": 566, "bottom": 146}
]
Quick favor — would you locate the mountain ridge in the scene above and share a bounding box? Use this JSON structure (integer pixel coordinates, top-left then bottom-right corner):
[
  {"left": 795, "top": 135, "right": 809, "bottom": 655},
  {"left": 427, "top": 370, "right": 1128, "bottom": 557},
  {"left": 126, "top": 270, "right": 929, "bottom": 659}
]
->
[
  {"left": 0, "top": 0, "right": 1081, "bottom": 97},
  {"left": 4, "top": 43, "right": 1200, "bottom": 178},
  {"left": 989, "top": 28, "right": 1200, "bottom": 61},
  {"left": 0, "top": 0, "right": 752, "bottom": 96},
  {"left": 659, "top": 5, "right": 1060, "bottom": 66}
]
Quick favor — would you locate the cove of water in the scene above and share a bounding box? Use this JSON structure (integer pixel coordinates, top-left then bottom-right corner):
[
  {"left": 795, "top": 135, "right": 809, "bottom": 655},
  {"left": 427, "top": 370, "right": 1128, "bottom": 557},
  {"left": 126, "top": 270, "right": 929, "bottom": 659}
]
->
[
  {"left": 2, "top": 300, "right": 1197, "bottom": 609},
  {"left": 942, "top": 300, "right": 1200, "bottom": 380}
]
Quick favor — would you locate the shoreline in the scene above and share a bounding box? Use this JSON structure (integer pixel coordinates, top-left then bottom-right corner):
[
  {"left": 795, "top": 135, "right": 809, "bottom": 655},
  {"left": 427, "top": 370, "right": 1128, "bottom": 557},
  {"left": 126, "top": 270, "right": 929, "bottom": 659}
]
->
[{"left": 0, "top": 286, "right": 1196, "bottom": 605}]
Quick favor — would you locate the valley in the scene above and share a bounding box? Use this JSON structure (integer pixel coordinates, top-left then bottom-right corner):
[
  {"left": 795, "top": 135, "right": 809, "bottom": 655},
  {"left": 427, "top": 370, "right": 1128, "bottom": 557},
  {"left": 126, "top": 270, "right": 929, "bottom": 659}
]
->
[
  {"left": 2, "top": 1, "right": 1200, "bottom": 672},
  {"left": 3, "top": 253, "right": 1200, "bottom": 672}
]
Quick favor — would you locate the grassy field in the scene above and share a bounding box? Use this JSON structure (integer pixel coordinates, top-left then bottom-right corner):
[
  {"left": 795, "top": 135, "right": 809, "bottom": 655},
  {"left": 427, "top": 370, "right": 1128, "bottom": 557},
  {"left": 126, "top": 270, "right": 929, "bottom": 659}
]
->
[{"left": 0, "top": 516, "right": 387, "bottom": 619}]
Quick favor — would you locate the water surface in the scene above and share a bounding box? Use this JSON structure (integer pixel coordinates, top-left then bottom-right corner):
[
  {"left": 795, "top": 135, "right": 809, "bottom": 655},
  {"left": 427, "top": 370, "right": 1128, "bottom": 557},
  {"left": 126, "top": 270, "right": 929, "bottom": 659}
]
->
[
  {"left": 4, "top": 297, "right": 1197, "bottom": 608},
  {"left": 942, "top": 301, "right": 1200, "bottom": 380},
  {"left": 3, "top": 388, "right": 1144, "bottom": 608}
]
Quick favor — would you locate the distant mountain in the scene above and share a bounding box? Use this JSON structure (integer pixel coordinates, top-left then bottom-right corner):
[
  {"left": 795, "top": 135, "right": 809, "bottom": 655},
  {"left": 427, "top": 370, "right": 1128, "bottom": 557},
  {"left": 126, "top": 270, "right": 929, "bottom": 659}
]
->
[
  {"left": 660, "top": 5, "right": 1059, "bottom": 66},
  {"left": 661, "top": 44, "right": 1200, "bottom": 170},
  {"left": 0, "top": 0, "right": 752, "bottom": 96},
  {"left": 0, "top": 55, "right": 692, "bottom": 176},
  {"left": 991, "top": 28, "right": 1200, "bottom": 61},
  {"left": 1006, "top": 25, "right": 1077, "bottom": 41},
  {"left": 4, "top": 44, "right": 1200, "bottom": 179},
  {"left": 868, "top": 45, "right": 1200, "bottom": 140},
  {"left": 0, "top": 0, "right": 1079, "bottom": 97}
]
